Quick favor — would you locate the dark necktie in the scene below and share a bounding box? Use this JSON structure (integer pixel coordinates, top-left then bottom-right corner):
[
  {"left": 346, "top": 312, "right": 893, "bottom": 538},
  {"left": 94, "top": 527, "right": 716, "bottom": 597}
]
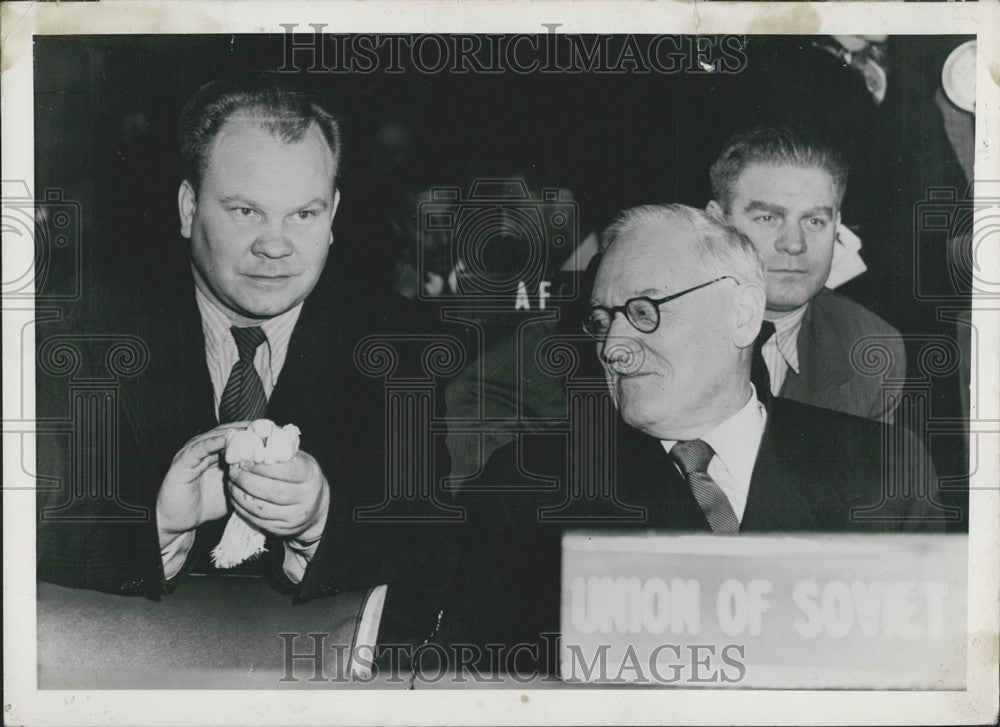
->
[
  {"left": 195, "top": 325, "right": 269, "bottom": 574},
  {"left": 671, "top": 439, "right": 740, "bottom": 535},
  {"left": 750, "top": 320, "right": 776, "bottom": 402},
  {"left": 218, "top": 326, "right": 268, "bottom": 423}
]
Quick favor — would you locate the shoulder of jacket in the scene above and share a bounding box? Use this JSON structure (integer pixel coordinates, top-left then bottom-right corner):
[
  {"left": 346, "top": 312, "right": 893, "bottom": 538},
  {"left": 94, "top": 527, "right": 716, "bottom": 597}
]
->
[{"left": 813, "top": 289, "right": 903, "bottom": 338}]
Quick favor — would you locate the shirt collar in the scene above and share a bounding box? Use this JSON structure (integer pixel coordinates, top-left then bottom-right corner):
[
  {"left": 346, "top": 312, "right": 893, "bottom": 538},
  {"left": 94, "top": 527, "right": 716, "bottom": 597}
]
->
[
  {"left": 700, "top": 389, "right": 767, "bottom": 491},
  {"left": 764, "top": 303, "right": 809, "bottom": 374},
  {"left": 194, "top": 284, "right": 304, "bottom": 386},
  {"left": 661, "top": 387, "right": 768, "bottom": 487}
]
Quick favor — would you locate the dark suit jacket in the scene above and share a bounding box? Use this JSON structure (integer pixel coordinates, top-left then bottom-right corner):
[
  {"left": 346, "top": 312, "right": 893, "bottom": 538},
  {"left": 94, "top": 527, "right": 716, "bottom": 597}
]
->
[
  {"left": 36, "top": 257, "right": 452, "bottom": 637},
  {"left": 445, "top": 395, "right": 947, "bottom": 658},
  {"left": 780, "top": 288, "right": 906, "bottom": 423}
]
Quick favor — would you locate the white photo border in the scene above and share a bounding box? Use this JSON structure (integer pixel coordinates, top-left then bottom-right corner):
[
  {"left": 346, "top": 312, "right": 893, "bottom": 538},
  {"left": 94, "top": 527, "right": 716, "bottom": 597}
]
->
[{"left": 3, "top": 1, "right": 998, "bottom": 725}]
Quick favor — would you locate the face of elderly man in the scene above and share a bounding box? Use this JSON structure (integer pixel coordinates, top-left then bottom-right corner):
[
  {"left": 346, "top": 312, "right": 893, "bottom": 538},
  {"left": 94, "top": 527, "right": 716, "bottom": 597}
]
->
[
  {"left": 591, "top": 217, "right": 753, "bottom": 441},
  {"left": 179, "top": 120, "right": 341, "bottom": 324}
]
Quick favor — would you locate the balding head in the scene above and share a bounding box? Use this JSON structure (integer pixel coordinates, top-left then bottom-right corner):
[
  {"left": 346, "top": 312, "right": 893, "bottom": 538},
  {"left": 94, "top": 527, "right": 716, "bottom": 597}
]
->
[{"left": 600, "top": 204, "right": 765, "bottom": 289}]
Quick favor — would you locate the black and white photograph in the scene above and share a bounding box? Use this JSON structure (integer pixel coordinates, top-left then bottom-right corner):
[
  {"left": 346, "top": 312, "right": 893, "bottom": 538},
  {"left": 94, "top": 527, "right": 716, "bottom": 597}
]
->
[{"left": 3, "top": 1, "right": 998, "bottom": 725}]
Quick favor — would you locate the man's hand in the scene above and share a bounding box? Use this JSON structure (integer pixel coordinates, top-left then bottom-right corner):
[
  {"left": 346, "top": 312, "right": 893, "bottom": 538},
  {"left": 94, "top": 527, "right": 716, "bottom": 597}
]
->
[
  {"left": 156, "top": 422, "right": 248, "bottom": 548},
  {"left": 227, "top": 450, "right": 330, "bottom": 542}
]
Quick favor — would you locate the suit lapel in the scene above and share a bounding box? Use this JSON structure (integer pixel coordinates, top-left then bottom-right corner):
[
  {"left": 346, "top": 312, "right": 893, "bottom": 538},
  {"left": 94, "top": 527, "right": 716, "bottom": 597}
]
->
[
  {"left": 608, "top": 402, "right": 838, "bottom": 535},
  {"left": 779, "top": 292, "right": 854, "bottom": 413},
  {"left": 266, "top": 284, "right": 347, "bottom": 447},
  {"left": 741, "top": 400, "right": 825, "bottom": 532},
  {"left": 614, "top": 423, "right": 711, "bottom": 531},
  {"left": 131, "top": 282, "right": 216, "bottom": 473}
]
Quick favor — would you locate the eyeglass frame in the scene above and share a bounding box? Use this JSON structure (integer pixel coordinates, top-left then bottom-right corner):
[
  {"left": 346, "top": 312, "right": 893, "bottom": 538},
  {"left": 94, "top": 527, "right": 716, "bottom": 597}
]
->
[{"left": 582, "top": 275, "right": 738, "bottom": 339}]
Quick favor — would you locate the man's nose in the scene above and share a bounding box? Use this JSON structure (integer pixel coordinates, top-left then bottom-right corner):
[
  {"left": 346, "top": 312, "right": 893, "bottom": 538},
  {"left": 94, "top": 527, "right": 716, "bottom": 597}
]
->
[
  {"left": 600, "top": 313, "right": 643, "bottom": 372},
  {"left": 774, "top": 221, "right": 806, "bottom": 255},
  {"left": 251, "top": 223, "right": 294, "bottom": 258}
]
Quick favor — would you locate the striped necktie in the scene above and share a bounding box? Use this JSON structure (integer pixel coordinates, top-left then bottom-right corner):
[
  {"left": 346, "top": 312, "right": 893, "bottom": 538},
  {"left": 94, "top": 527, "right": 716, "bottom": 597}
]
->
[
  {"left": 219, "top": 326, "right": 268, "bottom": 423},
  {"left": 195, "top": 325, "right": 270, "bottom": 574},
  {"left": 671, "top": 439, "right": 740, "bottom": 535}
]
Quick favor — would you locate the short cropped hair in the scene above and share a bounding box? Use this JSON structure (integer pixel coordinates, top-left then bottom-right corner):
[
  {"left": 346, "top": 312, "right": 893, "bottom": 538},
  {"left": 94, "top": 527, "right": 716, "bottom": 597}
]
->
[
  {"left": 179, "top": 75, "right": 342, "bottom": 196},
  {"left": 600, "top": 203, "right": 765, "bottom": 288},
  {"left": 709, "top": 127, "right": 848, "bottom": 212}
]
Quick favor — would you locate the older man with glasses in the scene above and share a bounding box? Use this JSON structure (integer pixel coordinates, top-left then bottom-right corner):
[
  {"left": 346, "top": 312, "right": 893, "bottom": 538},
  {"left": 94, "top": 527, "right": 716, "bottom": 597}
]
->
[{"left": 445, "top": 203, "right": 947, "bottom": 672}]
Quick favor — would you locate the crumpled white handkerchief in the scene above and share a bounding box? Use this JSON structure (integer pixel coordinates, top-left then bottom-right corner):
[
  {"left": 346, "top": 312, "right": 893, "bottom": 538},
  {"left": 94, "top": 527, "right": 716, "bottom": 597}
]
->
[{"left": 208, "top": 419, "right": 301, "bottom": 568}]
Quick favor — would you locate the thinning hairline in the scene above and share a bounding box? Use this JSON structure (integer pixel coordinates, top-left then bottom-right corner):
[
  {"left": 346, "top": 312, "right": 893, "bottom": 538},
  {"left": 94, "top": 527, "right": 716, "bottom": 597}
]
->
[
  {"left": 212, "top": 115, "right": 331, "bottom": 144},
  {"left": 595, "top": 216, "right": 746, "bottom": 302},
  {"left": 196, "top": 118, "right": 339, "bottom": 190}
]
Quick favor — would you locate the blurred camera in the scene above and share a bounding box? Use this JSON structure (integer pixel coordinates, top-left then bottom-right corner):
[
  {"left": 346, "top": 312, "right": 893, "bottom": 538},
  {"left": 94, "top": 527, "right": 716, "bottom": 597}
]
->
[
  {"left": 913, "top": 182, "right": 1000, "bottom": 301},
  {"left": 418, "top": 179, "right": 578, "bottom": 303},
  {"left": 2, "top": 180, "right": 82, "bottom": 301}
]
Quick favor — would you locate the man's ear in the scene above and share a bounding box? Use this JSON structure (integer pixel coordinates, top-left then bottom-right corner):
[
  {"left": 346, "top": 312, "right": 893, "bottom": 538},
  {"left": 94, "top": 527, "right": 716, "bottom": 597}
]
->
[
  {"left": 732, "top": 279, "right": 767, "bottom": 349},
  {"left": 706, "top": 200, "right": 725, "bottom": 219},
  {"left": 178, "top": 180, "right": 196, "bottom": 239},
  {"left": 328, "top": 188, "right": 342, "bottom": 246}
]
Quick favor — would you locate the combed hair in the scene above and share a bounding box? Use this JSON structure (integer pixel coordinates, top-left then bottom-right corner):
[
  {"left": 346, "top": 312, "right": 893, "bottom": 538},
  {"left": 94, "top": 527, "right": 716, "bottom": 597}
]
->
[
  {"left": 709, "top": 126, "right": 848, "bottom": 212},
  {"left": 179, "top": 75, "right": 342, "bottom": 195},
  {"left": 600, "top": 203, "right": 765, "bottom": 287}
]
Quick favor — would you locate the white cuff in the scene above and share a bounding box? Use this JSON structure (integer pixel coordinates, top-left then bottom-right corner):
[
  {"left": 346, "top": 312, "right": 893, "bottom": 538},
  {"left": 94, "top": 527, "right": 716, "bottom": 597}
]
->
[
  {"left": 161, "top": 529, "right": 196, "bottom": 580},
  {"left": 282, "top": 536, "right": 321, "bottom": 584}
]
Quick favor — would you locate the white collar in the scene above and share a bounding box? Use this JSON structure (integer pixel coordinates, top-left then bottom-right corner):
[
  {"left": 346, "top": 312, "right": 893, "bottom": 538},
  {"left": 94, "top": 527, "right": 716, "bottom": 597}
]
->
[
  {"left": 698, "top": 389, "right": 768, "bottom": 488},
  {"left": 661, "top": 388, "right": 768, "bottom": 521},
  {"left": 194, "top": 285, "right": 303, "bottom": 387},
  {"left": 764, "top": 303, "right": 809, "bottom": 374}
]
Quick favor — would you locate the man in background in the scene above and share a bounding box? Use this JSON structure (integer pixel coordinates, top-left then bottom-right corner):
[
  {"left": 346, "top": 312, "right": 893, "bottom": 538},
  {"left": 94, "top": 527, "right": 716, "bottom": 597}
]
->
[{"left": 707, "top": 127, "right": 906, "bottom": 422}]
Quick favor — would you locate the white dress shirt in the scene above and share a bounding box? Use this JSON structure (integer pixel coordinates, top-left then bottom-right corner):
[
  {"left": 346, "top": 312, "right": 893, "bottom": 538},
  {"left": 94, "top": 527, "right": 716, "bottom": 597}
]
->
[
  {"left": 661, "top": 388, "right": 768, "bottom": 523},
  {"left": 160, "top": 286, "right": 318, "bottom": 583},
  {"left": 761, "top": 303, "right": 809, "bottom": 395}
]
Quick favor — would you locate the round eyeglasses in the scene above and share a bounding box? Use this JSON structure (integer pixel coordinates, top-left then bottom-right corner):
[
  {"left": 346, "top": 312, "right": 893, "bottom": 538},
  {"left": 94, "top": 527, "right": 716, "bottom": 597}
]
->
[{"left": 582, "top": 276, "right": 737, "bottom": 339}]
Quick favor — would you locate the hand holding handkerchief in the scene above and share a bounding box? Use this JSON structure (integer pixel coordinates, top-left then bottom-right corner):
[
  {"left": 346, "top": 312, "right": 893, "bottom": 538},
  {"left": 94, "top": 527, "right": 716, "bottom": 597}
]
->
[{"left": 210, "top": 419, "right": 302, "bottom": 568}]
